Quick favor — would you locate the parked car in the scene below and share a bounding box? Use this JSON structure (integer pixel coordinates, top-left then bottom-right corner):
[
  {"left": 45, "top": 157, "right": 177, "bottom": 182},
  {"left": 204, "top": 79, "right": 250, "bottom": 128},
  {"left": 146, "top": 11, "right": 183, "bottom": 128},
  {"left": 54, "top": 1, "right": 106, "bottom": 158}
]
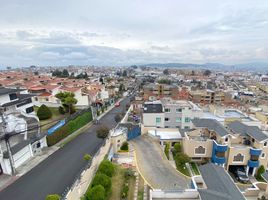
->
[
  {"left": 231, "top": 167, "right": 249, "bottom": 183},
  {"left": 115, "top": 102, "right": 120, "bottom": 107}
]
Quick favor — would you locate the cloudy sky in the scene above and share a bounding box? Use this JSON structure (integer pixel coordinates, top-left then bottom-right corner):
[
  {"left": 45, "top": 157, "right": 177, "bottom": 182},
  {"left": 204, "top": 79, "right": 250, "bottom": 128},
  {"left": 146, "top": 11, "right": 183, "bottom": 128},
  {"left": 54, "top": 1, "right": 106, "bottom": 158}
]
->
[{"left": 0, "top": 0, "right": 268, "bottom": 67}]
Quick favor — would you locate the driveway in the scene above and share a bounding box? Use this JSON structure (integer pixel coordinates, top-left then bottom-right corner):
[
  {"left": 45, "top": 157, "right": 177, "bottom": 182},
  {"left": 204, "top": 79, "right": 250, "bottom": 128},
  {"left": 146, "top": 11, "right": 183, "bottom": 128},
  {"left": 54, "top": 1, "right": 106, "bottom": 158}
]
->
[
  {"left": 131, "top": 135, "right": 190, "bottom": 190},
  {"left": 0, "top": 97, "right": 130, "bottom": 200}
]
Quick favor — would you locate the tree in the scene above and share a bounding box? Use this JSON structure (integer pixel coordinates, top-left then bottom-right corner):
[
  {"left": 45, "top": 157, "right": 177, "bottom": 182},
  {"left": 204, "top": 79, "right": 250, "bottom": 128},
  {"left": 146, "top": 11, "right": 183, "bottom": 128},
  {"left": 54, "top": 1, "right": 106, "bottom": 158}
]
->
[
  {"left": 86, "top": 185, "right": 105, "bottom": 200},
  {"left": 120, "top": 142, "right": 129, "bottom": 151},
  {"left": 122, "top": 70, "right": 127, "bottom": 77},
  {"left": 91, "top": 173, "right": 112, "bottom": 192},
  {"left": 45, "top": 194, "right": 61, "bottom": 200},
  {"left": 98, "top": 160, "right": 115, "bottom": 177},
  {"left": 173, "top": 143, "right": 182, "bottom": 154},
  {"left": 58, "top": 106, "right": 65, "bottom": 114},
  {"left": 203, "top": 69, "right": 211, "bottom": 76},
  {"left": 119, "top": 83, "right": 125, "bottom": 92},
  {"left": 114, "top": 113, "right": 123, "bottom": 123},
  {"left": 96, "top": 126, "right": 109, "bottom": 139},
  {"left": 163, "top": 69, "right": 169, "bottom": 75},
  {"left": 37, "top": 104, "right": 52, "bottom": 120},
  {"left": 174, "top": 153, "right": 190, "bottom": 167},
  {"left": 62, "top": 69, "right": 69, "bottom": 77},
  {"left": 55, "top": 92, "right": 78, "bottom": 114}
]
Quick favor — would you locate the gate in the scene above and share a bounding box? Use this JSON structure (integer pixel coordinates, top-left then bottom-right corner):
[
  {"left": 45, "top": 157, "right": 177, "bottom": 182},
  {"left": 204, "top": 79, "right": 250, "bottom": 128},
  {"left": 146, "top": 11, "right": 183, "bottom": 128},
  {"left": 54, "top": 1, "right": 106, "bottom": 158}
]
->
[{"left": 127, "top": 125, "right": 141, "bottom": 140}]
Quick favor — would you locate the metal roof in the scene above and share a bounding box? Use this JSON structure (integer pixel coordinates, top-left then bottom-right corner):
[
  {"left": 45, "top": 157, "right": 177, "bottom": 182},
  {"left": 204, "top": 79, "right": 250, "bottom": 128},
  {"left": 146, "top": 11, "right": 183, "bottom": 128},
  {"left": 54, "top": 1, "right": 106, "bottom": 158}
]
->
[
  {"left": 192, "top": 118, "right": 230, "bottom": 137},
  {"left": 0, "top": 87, "right": 23, "bottom": 96},
  {"left": 198, "top": 163, "right": 246, "bottom": 200},
  {"left": 143, "top": 103, "right": 163, "bottom": 113},
  {"left": 227, "top": 121, "right": 268, "bottom": 142}
]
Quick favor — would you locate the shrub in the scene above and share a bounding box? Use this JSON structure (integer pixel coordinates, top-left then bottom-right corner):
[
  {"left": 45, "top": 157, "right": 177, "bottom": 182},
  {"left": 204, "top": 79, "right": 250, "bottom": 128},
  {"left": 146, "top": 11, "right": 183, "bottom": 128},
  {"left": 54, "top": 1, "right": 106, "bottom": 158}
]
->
[
  {"left": 124, "top": 169, "right": 135, "bottom": 179},
  {"left": 84, "top": 154, "right": 92, "bottom": 161},
  {"left": 172, "top": 143, "right": 182, "bottom": 155},
  {"left": 120, "top": 142, "right": 129, "bottom": 151},
  {"left": 96, "top": 126, "right": 109, "bottom": 139},
  {"left": 58, "top": 106, "right": 65, "bottom": 114},
  {"left": 91, "top": 173, "right": 111, "bottom": 193},
  {"left": 37, "top": 104, "right": 52, "bottom": 120},
  {"left": 256, "top": 165, "right": 265, "bottom": 180},
  {"left": 45, "top": 194, "right": 61, "bottom": 200},
  {"left": 164, "top": 143, "right": 170, "bottom": 160},
  {"left": 121, "top": 183, "right": 129, "bottom": 199},
  {"left": 46, "top": 111, "right": 92, "bottom": 146},
  {"left": 174, "top": 153, "right": 190, "bottom": 167},
  {"left": 86, "top": 185, "right": 105, "bottom": 200},
  {"left": 98, "top": 160, "right": 115, "bottom": 177}
]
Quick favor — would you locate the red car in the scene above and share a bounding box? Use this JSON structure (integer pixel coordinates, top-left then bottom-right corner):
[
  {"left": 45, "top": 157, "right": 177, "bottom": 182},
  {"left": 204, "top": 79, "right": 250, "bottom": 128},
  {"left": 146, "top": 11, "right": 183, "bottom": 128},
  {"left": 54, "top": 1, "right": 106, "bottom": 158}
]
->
[{"left": 115, "top": 102, "right": 120, "bottom": 107}]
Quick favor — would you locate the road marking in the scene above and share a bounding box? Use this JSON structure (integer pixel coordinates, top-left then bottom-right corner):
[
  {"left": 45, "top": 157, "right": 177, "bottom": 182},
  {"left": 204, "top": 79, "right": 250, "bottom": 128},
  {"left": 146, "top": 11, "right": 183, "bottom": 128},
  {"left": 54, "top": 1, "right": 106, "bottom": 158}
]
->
[{"left": 133, "top": 148, "right": 155, "bottom": 190}]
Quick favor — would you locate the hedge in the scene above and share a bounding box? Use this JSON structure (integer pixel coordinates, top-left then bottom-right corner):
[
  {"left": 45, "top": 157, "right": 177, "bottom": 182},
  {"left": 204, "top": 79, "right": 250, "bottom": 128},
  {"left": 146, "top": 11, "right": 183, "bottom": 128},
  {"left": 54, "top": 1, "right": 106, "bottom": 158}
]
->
[{"left": 47, "top": 111, "right": 92, "bottom": 146}]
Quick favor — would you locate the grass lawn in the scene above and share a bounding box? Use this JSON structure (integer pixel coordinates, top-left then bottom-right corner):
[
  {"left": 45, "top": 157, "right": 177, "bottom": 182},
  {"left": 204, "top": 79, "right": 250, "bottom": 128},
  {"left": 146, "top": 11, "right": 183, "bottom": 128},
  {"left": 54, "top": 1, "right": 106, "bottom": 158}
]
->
[
  {"left": 109, "top": 165, "right": 125, "bottom": 200},
  {"left": 190, "top": 162, "right": 200, "bottom": 175},
  {"left": 128, "top": 176, "right": 136, "bottom": 200},
  {"left": 34, "top": 106, "right": 67, "bottom": 131},
  {"left": 177, "top": 164, "right": 191, "bottom": 177},
  {"left": 138, "top": 175, "right": 144, "bottom": 200}
]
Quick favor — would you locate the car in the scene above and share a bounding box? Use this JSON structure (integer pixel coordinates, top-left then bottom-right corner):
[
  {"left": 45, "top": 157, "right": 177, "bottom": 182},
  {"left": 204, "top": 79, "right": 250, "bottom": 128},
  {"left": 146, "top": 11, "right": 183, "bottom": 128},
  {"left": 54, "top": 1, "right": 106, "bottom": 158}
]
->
[
  {"left": 232, "top": 167, "right": 249, "bottom": 183},
  {"left": 115, "top": 102, "right": 120, "bottom": 107}
]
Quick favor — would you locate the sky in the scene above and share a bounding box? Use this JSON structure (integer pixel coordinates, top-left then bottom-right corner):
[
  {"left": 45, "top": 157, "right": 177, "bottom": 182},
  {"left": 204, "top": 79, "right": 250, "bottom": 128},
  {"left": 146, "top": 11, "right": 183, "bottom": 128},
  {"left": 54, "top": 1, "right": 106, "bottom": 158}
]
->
[{"left": 0, "top": 0, "right": 268, "bottom": 67}]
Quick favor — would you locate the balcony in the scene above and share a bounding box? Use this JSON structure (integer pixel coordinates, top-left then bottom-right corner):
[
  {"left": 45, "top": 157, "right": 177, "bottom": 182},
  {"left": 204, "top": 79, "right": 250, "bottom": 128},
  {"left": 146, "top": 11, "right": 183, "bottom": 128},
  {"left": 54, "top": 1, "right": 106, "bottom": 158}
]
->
[
  {"left": 250, "top": 148, "right": 262, "bottom": 156},
  {"left": 248, "top": 160, "right": 259, "bottom": 168},
  {"left": 212, "top": 156, "right": 226, "bottom": 164},
  {"left": 213, "top": 141, "right": 228, "bottom": 152}
]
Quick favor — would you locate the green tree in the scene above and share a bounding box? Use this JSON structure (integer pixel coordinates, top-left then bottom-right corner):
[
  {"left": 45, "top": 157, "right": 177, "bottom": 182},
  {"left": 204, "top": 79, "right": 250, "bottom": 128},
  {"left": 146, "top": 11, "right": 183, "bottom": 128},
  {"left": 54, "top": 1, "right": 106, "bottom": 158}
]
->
[
  {"left": 203, "top": 69, "right": 211, "bottom": 76},
  {"left": 62, "top": 69, "right": 69, "bottom": 77},
  {"left": 163, "top": 68, "right": 169, "bottom": 75},
  {"left": 37, "top": 104, "right": 52, "bottom": 120},
  {"left": 45, "top": 194, "right": 61, "bottom": 200},
  {"left": 174, "top": 153, "right": 190, "bottom": 167},
  {"left": 96, "top": 126, "right": 109, "bottom": 139},
  {"left": 98, "top": 160, "right": 115, "bottom": 177},
  {"left": 91, "top": 173, "right": 111, "bottom": 192},
  {"left": 172, "top": 143, "right": 182, "bottom": 154},
  {"left": 55, "top": 92, "right": 78, "bottom": 114},
  {"left": 86, "top": 185, "right": 105, "bottom": 200}
]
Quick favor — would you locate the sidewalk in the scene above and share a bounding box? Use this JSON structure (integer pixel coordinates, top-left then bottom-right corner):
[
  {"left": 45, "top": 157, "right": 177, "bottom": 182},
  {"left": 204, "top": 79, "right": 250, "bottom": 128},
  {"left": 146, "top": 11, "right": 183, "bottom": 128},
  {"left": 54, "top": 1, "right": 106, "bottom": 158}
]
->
[{"left": 0, "top": 100, "right": 122, "bottom": 191}]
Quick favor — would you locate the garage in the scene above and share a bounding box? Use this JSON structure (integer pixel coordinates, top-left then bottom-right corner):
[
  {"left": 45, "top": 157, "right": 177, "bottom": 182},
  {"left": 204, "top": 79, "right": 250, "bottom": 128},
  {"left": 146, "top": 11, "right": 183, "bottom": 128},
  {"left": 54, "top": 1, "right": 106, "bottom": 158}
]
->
[{"left": 228, "top": 165, "right": 250, "bottom": 184}]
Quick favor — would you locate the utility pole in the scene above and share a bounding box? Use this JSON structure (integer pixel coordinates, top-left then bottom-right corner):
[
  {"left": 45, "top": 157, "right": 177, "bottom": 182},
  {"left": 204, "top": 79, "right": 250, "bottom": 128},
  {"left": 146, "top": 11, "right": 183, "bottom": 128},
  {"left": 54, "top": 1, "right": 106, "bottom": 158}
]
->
[{"left": 0, "top": 107, "right": 16, "bottom": 175}]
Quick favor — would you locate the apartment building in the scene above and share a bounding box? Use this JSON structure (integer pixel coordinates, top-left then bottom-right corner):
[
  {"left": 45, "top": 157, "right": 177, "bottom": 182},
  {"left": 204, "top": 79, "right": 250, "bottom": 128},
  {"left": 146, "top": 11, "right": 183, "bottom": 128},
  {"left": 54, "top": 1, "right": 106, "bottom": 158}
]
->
[
  {"left": 141, "top": 98, "right": 202, "bottom": 133},
  {"left": 143, "top": 83, "right": 179, "bottom": 101},
  {"left": 189, "top": 89, "right": 225, "bottom": 104},
  {"left": 183, "top": 118, "right": 268, "bottom": 176}
]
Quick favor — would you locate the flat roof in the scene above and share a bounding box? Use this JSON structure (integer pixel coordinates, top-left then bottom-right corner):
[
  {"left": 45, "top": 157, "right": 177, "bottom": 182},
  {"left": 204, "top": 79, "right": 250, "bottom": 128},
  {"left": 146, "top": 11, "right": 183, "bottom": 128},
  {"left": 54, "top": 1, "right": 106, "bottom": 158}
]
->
[
  {"left": 0, "top": 87, "right": 23, "bottom": 95},
  {"left": 148, "top": 129, "right": 182, "bottom": 140}
]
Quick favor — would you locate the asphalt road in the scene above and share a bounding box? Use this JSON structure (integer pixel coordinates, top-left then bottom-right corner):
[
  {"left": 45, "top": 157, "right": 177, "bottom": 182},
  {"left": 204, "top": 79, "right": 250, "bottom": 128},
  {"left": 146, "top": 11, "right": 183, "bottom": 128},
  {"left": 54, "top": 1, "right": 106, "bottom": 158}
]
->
[
  {"left": 0, "top": 97, "right": 130, "bottom": 200},
  {"left": 132, "top": 135, "right": 190, "bottom": 190}
]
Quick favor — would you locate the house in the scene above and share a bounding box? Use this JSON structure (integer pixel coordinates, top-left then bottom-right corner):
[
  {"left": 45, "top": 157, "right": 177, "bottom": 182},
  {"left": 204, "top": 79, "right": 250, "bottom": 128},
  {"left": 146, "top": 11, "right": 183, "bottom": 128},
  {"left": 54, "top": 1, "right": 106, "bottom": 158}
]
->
[
  {"left": 143, "top": 83, "right": 179, "bottom": 101},
  {"left": 0, "top": 87, "right": 47, "bottom": 175}
]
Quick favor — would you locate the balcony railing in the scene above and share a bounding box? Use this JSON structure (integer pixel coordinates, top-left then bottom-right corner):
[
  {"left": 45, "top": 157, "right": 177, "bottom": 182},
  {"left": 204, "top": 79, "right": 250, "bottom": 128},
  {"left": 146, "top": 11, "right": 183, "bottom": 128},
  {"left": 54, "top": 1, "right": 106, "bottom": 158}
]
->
[
  {"left": 250, "top": 148, "right": 262, "bottom": 156},
  {"left": 248, "top": 160, "right": 259, "bottom": 168}
]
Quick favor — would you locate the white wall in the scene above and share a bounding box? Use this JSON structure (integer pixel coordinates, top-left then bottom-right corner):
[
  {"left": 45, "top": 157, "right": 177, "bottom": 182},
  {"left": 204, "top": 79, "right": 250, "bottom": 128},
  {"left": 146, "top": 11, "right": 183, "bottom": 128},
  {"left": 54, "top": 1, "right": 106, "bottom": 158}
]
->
[{"left": 143, "top": 113, "right": 165, "bottom": 127}]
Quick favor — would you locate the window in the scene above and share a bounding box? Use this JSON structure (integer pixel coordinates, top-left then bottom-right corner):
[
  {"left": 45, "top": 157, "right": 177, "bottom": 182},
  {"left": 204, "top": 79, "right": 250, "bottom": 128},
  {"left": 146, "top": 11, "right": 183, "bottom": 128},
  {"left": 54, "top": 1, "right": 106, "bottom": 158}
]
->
[
  {"left": 233, "top": 153, "right": 244, "bottom": 162},
  {"left": 45, "top": 98, "right": 49, "bottom": 101},
  {"left": 264, "top": 142, "right": 267, "bottom": 147},
  {"left": 165, "top": 117, "right": 170, "bottom": 122},
  {"left": 184, "top": 126, "right": 190, "bottom": 129},
  {"left": 252, "top": 138, "right": 255, "bottom": 143},
  {"left": 156, "top": 117, "right": 161, "bottom": 123},
  {"left": 225, "top": 137, "right": 228, "bottom": 142},
  {"left": 195, "top": 146, "right": 206, "bottom": 155},
  {"left": 165, "top": 126, "right": 169, "bottom": 128},
  {"left": 261, "top": 153, "right": 266, "bottom": 158},
  {"left": 176, "top": 117, "right": 181, "bottom": 123},
  {"left": 35, "top": 97, "right": 38, "bottom": 101},
  {"left": 26, "top": 106, "right": 34, "bottom": 113},
  {"left": 164, "top": 108, "right": 170, "bottom": 113},
  {"left": 176, "top": 126, "right": 181, "bottom": 128},
  {"left": 9, "top": 93, "right": 17, "bottom": 100},
  {"left": 17, "top": 98, "right": 32, "bottom": 107},
  {"left": 176, "top": 108, "right": 182, "bottom": 113},
  {"left": 185, "top": 117, "right": 191, "bottom": 122},
  {"left": 117, "top": 140, "right": 120, "bottom": 143}
]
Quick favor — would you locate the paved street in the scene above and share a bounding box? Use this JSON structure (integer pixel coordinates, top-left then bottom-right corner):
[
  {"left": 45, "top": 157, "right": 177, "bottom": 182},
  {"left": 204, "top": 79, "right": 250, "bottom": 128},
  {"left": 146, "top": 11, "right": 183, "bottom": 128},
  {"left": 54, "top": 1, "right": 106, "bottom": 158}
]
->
[
  {"left": 0, "top": 97, "right": 130, "bottom": 200},
  {"left": 131, "top": 135, "right": 190, "bottom": 190}
]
